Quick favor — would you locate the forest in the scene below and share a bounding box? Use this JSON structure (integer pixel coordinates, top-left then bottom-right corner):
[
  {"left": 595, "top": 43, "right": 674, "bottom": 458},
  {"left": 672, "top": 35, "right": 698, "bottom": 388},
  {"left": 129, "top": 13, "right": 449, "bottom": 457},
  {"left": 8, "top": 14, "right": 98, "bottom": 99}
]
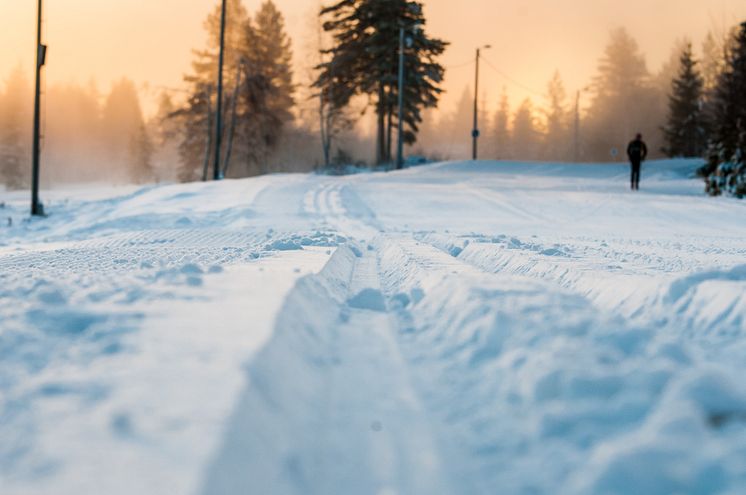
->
[{"left": 1, "top": 0, "right": 744, "bottom": 197}]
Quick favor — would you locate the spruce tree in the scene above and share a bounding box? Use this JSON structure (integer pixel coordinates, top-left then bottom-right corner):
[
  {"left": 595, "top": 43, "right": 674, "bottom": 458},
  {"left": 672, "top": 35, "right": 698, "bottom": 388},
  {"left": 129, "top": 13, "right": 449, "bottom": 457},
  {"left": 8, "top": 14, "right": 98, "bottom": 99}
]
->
[
  {"left": 512, "top": 98, "right": 541, "bottom": 160},
  {"left": 543, "top": 71, "right": 570, "bottom": 161},
  {"left": 44, "top": 81, "right": 104, "bottom": 183},
  {"left": 129, "top": 123, "right": 155, "bottom": 183},
  {"left": 236, "top": 0, "right": 296, "bottom": 175},
  {"left": 662, "top": 43, "right": 707, "bottom": 158},
  {"left": 492, "top": 88, "right": 511, "bottom": 159},
  {"left": 148, "top": 93, "right": 182, "bottom": 182},
  {"left": 316, "top": 0, "right": 447, "bottom": 164},
  {"left": 175, "top": 0, "right": 295, "bottom": 181},
  {"left": 701, "top": 32, "right": 725, "bottom": 95},
  {"left": 176, "top": 0, "right": 248, "bottom": 182},
  {"left": 585, "top": 28, "right": 662, "bottom": 161},
  {"left": 703, "top": 22, "right": 746, "bottom": 197},
  {"left": 0, "top": 67, "right": 31, "bottom": 189},
  {"left": 101, "top": 78, "right": 154, "bottom": 183}
]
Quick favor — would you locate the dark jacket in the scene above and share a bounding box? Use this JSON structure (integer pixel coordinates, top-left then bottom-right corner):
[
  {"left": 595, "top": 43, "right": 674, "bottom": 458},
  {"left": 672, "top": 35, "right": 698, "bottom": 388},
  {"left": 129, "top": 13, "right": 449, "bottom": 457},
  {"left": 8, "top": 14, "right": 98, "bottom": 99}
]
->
[{"left": 627, "top": 139, "right": 648, "bottom": 163}]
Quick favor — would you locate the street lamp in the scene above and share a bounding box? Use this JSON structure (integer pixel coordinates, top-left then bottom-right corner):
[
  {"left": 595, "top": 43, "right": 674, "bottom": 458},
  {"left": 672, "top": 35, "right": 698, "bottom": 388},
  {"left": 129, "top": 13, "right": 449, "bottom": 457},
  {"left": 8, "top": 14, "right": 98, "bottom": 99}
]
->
[
  {"left": 472, "top": 44, "right": 491, "bottom": 161},
  {"left": 31, "top": 0, "right": 47, "bottom": 216}
]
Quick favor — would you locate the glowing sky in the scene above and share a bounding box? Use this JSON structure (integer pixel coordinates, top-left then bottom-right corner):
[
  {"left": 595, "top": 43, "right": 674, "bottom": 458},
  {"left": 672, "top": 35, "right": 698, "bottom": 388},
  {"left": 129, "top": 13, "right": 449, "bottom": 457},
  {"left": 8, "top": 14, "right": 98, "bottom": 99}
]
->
[{"left": 2, "top": 0, "right": 745, "bottom": 117}]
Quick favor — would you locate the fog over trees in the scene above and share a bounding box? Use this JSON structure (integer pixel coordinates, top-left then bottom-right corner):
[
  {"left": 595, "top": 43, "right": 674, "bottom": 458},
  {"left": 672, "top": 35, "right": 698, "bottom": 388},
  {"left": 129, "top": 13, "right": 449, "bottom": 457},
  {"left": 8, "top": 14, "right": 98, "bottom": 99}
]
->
[
  {"left": 0, "top": 1, "right": 744, "bottom": 197},
  {"left": 0, "top": 71, "right": 152, "bottom": 188},
  {"left": 0, "top": 66, "right": 31, "bottom": 189}
]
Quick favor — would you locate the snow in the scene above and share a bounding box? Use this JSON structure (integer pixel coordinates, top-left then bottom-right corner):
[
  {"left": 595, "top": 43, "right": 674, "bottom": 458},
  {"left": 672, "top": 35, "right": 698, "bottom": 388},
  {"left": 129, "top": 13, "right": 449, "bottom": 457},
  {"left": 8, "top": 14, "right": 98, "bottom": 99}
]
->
[{"left": 1, "top": 159, "right": 746, "bottom": 494}]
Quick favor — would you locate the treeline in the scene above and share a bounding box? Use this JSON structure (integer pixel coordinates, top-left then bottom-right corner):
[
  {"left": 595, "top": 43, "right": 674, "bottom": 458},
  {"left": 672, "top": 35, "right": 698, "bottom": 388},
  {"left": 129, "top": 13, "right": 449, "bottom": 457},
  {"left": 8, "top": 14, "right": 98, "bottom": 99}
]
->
[
  {"left": 415, "top": 22, "right": 746, "bottom": 197},
  {"left": 0, "top": 0, "right": 320, "bottom": 190},
  {"left": 695, "top": 23, "right": 746, "bottom": 197},
  {"left": 0, "top": 69, "right": 156, "bottom": 189},
  {"left": 171, "top": 0, "right": 447, "bottom": 179},
  {"left": 2, "top": 0, "right": 744, "bottom": 198},
  {"left": 416, "top": 27, "right": 732, "bottom": 164},
  {"left": 173, "top": 0, "right": 296, "bottom": 181}
]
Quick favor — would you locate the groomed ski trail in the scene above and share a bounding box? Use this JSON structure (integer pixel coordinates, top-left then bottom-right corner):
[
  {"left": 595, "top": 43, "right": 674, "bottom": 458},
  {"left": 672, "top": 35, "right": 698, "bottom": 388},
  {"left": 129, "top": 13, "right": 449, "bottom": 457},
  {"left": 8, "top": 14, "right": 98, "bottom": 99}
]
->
[
  {"left": 3, "top": 159, "right": 746, "bottom": 495},
  {"left": 200, "top": 245, "right": 452, "bottom": 495}
]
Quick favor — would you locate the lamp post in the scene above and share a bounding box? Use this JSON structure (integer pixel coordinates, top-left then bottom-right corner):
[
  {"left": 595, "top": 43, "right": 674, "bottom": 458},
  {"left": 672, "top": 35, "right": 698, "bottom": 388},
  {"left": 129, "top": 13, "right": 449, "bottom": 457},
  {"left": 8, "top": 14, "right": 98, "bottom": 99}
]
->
[
  {"left": 472, "top": 44, "right": 491, "bottom": 161},
  {"left": 213, "top": 0, "right": 227, "bottom": 181},
  {"left": 31, "top": 0, "right": 47, "bottom": 216}
]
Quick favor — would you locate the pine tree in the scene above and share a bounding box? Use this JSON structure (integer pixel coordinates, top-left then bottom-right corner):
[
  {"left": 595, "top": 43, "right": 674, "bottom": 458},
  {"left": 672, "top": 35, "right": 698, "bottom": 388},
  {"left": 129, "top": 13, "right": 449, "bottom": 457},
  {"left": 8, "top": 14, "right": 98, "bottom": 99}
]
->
[
  {"left": 585, "top": 28, "right": 662, "bottom": 161},
  {"left": 703, "top": 22, "right": 746, "bottom": 197},
  {"left": 45, "top": 81, "right": 104, "bottom": 183},
  {"left": 440, "top": 86, "right": 473, "bottom": 158},
  {"left": 656, "top": 39, "right": 689, "bottom": 97},
  {"left": 662, "top": 43, "right": 707, "bottom": 158},
  {"left": 307, "top": 1, "right": 354, "bottom": 169},
  {"left": 235, "top": 0, "right": 296, "bottom": 176},
  {"left": 512, "top": 98, "right": 541, "bottom": 160},
  {"left": 130, "top": 123, "right": 155, "bottom": 183},
  {"left": 176, "top": 0, "right": 248, "bottom": 182},
  {"left": 700, "top": 27, "right": 739, "bottom": 152},
  {"left": 101, "top": 78, "right": 154, "bottom": 183},
  {"left": 145, "top": 93, "right": 181, "bottom": 182},
  {"left": 492, "top": 88, "right": 511, "bottom": 159},
  {"left": 316, "top": 0, "right": 447, "bottom": 164},
  {"left": 543, "top": 71, "right": 570, "bottom": 161},
  {"left": 0, "top": 67, "right": 32, "bottom": 189},
  {"left": 701, "top": 32, "right": 725, "bottom": 96},
  {"left": 175, "top": 0, "right": 295, "bottom": 181}
]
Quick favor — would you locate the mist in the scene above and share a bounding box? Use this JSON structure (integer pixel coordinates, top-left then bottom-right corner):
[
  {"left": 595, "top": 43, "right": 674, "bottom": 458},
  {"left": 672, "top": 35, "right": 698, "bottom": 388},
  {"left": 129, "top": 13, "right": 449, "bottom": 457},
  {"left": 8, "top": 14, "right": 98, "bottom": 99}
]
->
[{"left": 1, "top": 0, "right": 746, "bottom": 188}]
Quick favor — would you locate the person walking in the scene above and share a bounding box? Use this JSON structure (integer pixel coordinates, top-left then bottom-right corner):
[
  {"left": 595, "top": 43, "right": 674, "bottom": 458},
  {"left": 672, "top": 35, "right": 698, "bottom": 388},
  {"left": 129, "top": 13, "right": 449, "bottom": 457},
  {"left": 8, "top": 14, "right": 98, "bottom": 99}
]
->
[{"left": 627, "top": 133, "right": 648, "bottom": 191}]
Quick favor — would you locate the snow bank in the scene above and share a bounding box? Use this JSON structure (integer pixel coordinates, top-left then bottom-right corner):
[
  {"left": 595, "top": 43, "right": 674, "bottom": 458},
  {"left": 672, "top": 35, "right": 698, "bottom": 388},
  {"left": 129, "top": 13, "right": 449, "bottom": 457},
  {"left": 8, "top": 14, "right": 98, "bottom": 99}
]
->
[{"left": 375, "top": 236, "right": 746, "bottom": 494}]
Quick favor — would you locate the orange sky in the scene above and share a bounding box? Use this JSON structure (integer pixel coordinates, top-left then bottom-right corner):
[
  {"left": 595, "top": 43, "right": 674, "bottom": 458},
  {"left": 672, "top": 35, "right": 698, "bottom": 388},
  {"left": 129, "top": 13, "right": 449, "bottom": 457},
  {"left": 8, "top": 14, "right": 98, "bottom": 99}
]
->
[{"left": 2, "top": 0, "right": 745, "bottom": 118}]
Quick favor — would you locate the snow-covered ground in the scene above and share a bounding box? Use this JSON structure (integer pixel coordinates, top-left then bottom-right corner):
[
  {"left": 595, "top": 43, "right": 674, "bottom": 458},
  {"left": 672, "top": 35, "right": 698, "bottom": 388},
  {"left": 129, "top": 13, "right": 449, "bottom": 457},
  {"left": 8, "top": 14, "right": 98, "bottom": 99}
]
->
[{"left": 1, "top": 159, "right": 745, "bottom": 495}]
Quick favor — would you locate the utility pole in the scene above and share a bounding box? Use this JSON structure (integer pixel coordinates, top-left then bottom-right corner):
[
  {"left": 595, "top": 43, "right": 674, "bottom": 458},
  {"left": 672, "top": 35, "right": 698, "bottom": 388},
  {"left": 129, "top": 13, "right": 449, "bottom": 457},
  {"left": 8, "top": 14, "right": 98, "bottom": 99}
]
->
[
  {"left": 31, "top": 0, "right": 47, "bottom": 216},
  {"left": 213, "top": 0, "right": 228, "bottom": 181},
  {"left": 396, "top": 27, "right": 406, "bottom": 170},
  {"left": 472, "top": 45, "right": 490, "bottom": 161}
]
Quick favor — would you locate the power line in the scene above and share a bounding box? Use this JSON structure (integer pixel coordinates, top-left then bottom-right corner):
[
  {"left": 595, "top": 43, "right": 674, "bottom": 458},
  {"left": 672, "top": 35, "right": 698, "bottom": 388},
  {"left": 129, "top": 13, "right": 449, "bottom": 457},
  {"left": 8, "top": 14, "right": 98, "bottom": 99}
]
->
[
  {"left": 147, "top": 84, "right": 191, "bottom": 95},
  {"left": 480, "top": 56, "right": 544, "bottom": 97},
  {"left": 445, "top": 59, "right": 474, "bottom": 70}
]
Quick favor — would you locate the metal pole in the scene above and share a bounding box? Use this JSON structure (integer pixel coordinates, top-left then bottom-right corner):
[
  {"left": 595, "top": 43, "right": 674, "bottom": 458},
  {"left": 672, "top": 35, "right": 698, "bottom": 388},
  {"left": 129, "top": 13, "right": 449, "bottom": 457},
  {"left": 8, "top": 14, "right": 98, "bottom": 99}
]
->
[
  {"left": 472, "top": 48, "right": 480, "bottom": 161},
  {"left": 213, "top": 0, "right": 227, "bottom": 181},
  {"left": 31, "top": 0, "right": 45, "bottom": 216},
  {"left": 396, "top": 27, "right": 405, "bottom": 170}
]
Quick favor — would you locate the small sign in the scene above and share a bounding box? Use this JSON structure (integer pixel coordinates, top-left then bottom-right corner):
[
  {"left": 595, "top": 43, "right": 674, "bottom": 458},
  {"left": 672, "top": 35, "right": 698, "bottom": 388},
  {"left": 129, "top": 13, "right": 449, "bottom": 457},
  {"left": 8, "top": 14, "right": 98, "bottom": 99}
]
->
[{"left": 38, "top": 45, "right": 47, "bottom": 67}]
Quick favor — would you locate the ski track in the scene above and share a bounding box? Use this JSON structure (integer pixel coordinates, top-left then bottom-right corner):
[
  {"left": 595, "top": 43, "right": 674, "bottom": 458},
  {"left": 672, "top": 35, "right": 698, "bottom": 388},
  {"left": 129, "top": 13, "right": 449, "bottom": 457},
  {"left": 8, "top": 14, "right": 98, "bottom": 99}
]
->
[
  {"left": 201, "top": 246, "right": 451, "bottom": 495},
  {"left": 205, "top": 165, "right": 746, "bottom": 494},
  {"left": 2, "top": 160, "right": 746, "bottom": 494}
]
